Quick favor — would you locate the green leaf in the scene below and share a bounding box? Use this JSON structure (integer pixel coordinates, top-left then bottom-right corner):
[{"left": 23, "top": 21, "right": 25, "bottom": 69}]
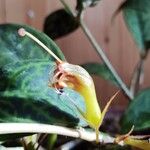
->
[
  {"left": 0, "top": 23, "right": 64, "bottom": 91},
  {"left": 0, "top": 61, "right": 86, "bottom": 126},
  {"left": 0, "top": 24, "right": 65, "bottom": 67},
  {"left": 0, "top": 133, "right": 32, "bottom": 141},
  {"left": 76, "top": 0, "right": 101, "bottom": 10},
  {"left": 40, "top": 134, "right": 57, "bottom": 150},
  {"left": 122, "top": 0, "right": 150, "bottom": 56},
  {"left": 0, "top": 24, "right": 87, "bottom": 140},
  {"left": 44, "top": 9, "right": 79, "bottom": 39},
  {"left": 81, "top": 63, "right": 118, "bottom": 86},
  {"left": 121, "top": 88, "right": 150, "bottom": 133}
]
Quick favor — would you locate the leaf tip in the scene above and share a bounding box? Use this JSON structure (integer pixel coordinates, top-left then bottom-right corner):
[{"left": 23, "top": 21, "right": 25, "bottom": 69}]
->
[{"left": 114, "top": 125, "right": 135, "bottom": 144}]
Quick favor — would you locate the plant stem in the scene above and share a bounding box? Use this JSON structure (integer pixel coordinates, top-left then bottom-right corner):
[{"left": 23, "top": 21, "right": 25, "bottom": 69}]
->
[
  {"left": 0, "top": 123, "right": 123, "bottom": 145},
  {"left": 59, "top": 0, "right": 133, "bottom": 100},
  {"left": 130, "top": 58, "right": 144, "bottom": 96},
  {"left": 79, "top": 18, "right": 133, "bottom": 100},
  {"left": 59, "top": 0, "right": 76, "bottom": 17}
]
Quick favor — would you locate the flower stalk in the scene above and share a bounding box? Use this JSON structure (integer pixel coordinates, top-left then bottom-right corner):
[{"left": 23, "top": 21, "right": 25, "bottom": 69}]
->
[{"left": 0, "top": 123, "right": 122, "bottom": 145}]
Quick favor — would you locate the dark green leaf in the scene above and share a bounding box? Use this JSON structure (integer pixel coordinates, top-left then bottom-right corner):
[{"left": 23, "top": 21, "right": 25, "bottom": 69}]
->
[
  {"left": 44, "top": 9, "right": 79, "bottom": 39},
  {"left": 0, "top": 133, "right": 32, "bottom": 141},
  {"left": 121, "top": 88, "right": 150, "bottom": 133},
  {"left": 122, "top": 0, "right": 150, "bottom": 56},
  {"left": 0, "top": 24, "right": 65, "bottom": 67},
  {"left": 0, "top": 61, "right": 86, "bottom": 127},
  {"left": 81, "top": 63, "right": 118, "bottom": 86},
  {"left": 0, "top": 24, "right": 87, "bottom": 140},
  {"left": 0, "top": 24, "right": 65, "bottom": 91}
]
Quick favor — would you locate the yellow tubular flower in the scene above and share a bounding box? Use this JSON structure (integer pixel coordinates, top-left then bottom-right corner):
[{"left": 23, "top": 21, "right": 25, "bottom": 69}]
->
[
  {"left": 18, "top": 28, "right": 118, "bottom": 142},
  {"left": 52, "top": 62, "right": 118, "bottom": 142},
  {"left": 52, "top": 63, "right": 101, "bottom": 128}
]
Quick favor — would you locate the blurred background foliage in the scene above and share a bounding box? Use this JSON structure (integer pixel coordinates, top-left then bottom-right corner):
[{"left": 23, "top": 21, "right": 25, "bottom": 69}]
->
[{"left": 0, "top": 0, "right": 150, "bottom": 149}]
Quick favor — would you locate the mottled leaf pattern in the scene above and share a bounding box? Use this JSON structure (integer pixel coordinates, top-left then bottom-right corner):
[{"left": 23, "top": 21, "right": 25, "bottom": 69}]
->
[{"left": 0, "top": 24, "right": 87, "bottom": 139}]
